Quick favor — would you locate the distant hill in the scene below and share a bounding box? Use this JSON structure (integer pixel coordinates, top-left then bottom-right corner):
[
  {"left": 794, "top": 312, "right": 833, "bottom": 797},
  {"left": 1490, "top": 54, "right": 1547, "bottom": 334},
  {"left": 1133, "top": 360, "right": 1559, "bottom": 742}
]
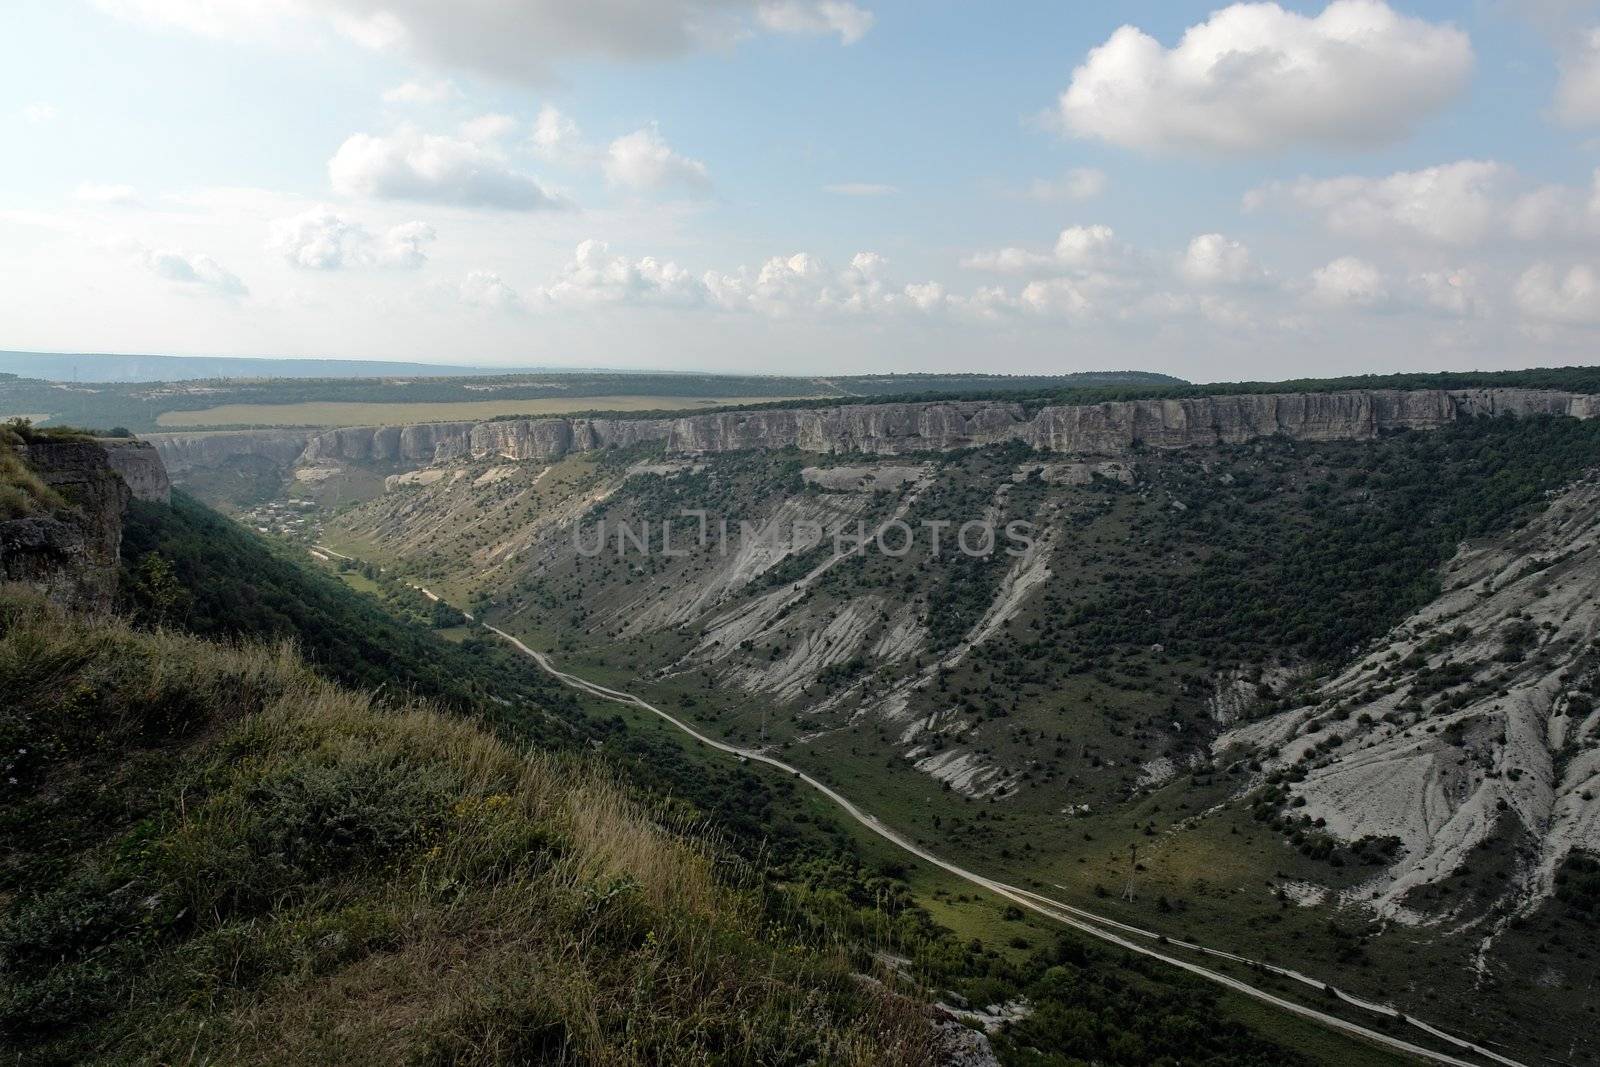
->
[
  {"left": 0, "top": 351, "right": 1187, "bottom": 388},
  {"left": 0, "top": 351, "right": 573, "bottom": 383}
]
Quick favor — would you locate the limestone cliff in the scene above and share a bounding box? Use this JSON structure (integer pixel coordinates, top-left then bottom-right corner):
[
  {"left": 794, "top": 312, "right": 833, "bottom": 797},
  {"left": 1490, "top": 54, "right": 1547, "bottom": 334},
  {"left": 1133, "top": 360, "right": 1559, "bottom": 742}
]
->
[
  {"left": 0, "top": 438, "right": 171, "bottom": 612},
  {"left": 147, "top": 387, "right": 1600, "bottom": 476},
  {"left": 145, "top": 428, "right": 315, "bottom": 475}
]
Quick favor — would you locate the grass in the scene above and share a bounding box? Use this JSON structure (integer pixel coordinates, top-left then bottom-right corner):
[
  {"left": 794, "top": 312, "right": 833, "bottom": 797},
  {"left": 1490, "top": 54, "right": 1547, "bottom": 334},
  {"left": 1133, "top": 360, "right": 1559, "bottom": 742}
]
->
[
  {"left": 0, "top": 422, "right": 68, "bottom": 519},
  {"left": 0, "top": 590, "right": 939, "bottom": 1066},
  {"left": 154, "top": 395, "right": 812, "bottom": 428}
]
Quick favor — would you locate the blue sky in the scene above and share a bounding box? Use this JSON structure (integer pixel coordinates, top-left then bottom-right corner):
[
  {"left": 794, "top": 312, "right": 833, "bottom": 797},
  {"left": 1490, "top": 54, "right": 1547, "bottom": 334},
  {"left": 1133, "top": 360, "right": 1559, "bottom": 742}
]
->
[{"left": 5, "top": 1, "right": 1600, "bottom": 380}]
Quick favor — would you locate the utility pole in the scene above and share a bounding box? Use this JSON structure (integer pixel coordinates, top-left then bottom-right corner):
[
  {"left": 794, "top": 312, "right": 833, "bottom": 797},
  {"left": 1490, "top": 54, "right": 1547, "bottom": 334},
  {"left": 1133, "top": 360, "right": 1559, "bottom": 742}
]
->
[{"left": 1122, "top": 843, "right": 1138, "bottom": 902}]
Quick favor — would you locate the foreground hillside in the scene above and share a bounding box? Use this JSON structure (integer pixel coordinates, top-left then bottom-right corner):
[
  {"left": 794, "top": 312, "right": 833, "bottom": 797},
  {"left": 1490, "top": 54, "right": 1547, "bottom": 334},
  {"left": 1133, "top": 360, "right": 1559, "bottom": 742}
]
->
[
  {"left": 2, "top": 428, "right": 1412, "bottom": 1066},
  {"left": 0, "top": 592, "right": 941, "bottom": 1065}
]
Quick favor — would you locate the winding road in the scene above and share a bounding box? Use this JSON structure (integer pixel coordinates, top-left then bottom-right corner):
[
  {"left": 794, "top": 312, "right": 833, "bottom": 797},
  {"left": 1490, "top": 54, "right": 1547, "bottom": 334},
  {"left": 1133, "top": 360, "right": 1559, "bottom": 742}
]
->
[
  {"left": 309, "top": 546, "right": 1522, "bottom": 1067},
  {"left": 483, "top": 624, "right": 1526, "bottom": 1067}
]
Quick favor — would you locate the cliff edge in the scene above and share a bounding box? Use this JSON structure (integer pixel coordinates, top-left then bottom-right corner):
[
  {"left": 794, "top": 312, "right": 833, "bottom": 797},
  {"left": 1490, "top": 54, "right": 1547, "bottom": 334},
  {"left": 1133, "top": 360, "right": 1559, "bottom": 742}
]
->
[{"left": 0, "top": 434, "right": 171, "bottom": 612}]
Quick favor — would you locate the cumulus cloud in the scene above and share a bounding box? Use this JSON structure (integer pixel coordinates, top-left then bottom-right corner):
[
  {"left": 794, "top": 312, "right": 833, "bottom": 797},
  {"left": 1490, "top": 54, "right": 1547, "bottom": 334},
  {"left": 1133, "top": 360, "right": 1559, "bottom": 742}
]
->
[
  {"left": 128, "top": 242, "right": 248, "bottom": 296},
  {"left": 1248, "top": 160, "right": 1600, "bottom": 247},
  {"left": 1056, "top": 1, "right": 1472, "bottom": 154},
  {"left": 704, "top": 250, "right": 910, "bottom": 315},
  {"left": 98, "top": 0, "right": 873, "bottom": 83},
  {"left": 757, "top": 1, "right": 874, "bottom": 45},
  {"left": 457, "top": 269, "right": 521, "bottom": 311},
  {"left": 1178, "top": 233, "right": 1261, "bottom": 286},
  {"left": 380, "top": 221, "right": 437, "bottom": 269},
  {"left": 1026, "top": 167, "right": 1107, "bottom": 202},
  {"left": 603, "top": 126, "right": 711, "bottom": 195},
  {"left": 1554, "top": 28, "right": 1600, "bottom": 125},
  {"left": 1413, "top": 268, "right": 1481, "bottom": 317},
  {"left": 21, "top": 102, "right": 58, "bottom": 124},
  {"left": 963, "top": 224, "right": 1130, "bottom": 275},
  {"left": 460, "top": 113, "right": 518, "bottom": 143},
  {"left": 537, "top": 239, "right": 702, "bottom": 307},
  {"left": 382, "top": 79, "right": 459, "bottom": 104},
  {"left": 1246, "top": 161, "right": 1506, "bottom": 245},
  {"left": 266, "top": 207, "right": 436, "bottom": 269},
  {"left": 532, "top": 105, "right": 588, "bottom": 163},
  {"left": 1514, "top": 263, "right": 1600, "bottom": 324},
  {"left": 328, "top": 126, "right": 565, "bottom": 210},
  {"left": 1308, "top": 256, "right": 1388, "bottom": 308}
]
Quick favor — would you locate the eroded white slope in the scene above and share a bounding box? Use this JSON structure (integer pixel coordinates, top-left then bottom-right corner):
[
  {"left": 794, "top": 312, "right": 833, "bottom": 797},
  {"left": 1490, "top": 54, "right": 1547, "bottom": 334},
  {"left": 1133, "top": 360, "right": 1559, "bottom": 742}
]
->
[{"left": 1218, "top": 477, "right": 1600, "bottom": 919}]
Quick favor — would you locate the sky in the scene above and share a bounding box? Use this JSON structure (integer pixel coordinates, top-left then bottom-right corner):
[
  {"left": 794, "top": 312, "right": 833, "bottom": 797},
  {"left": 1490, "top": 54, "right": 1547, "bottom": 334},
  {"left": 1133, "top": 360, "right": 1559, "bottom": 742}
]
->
[{"left": 5, "top": 1, "right": 1600, "bottom": 382}]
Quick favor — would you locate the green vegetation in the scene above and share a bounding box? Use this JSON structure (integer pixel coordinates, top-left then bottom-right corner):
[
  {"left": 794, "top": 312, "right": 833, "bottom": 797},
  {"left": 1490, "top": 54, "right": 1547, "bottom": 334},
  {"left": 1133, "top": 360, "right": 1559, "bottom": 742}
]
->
[
  {"left": 0, "top": 592, "right": 935, "bottom": 1065},
  {"left": 1054, "top": 413, "right": 1600, "bottom": 668},
  {"left": 1, "top": 492, "right": 1346, "bottom": 1065},
  {"left": 118, "top": 491, "right": 574, "bottom": 718},
  {"left": 0, "top": 422, "right": 67, "bottom": 519}
]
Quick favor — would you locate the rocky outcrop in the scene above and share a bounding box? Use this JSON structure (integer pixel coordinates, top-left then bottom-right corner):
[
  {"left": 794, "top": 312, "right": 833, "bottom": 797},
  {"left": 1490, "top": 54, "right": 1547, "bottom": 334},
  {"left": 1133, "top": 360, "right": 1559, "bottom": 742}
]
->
[
  {"left": 100, "top": 438, "right": 172, "bottom": 503},
  {"left": 0, "top": 439, "right": 167, "bottom": 612},
  {"left": 299, "top": 421, "right": 480, "bottom": 465},
  {"left": 146, "top": 428, "right": 315, "bottom": 475},
  {"left": 147, "top": 388, "right": 1600, "bottom": 477}
]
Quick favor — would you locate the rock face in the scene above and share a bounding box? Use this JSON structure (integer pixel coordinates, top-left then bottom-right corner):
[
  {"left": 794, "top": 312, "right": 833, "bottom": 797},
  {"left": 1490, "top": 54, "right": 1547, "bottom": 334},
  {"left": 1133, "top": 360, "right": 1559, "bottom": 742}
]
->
[
  {"left": 100, "top": 438, "right": 172, "bottom": 504},
  {"left": 0, "top": 439, "right": 170, "bottom": 612},
  {"left": 147, "top": 388, "right": 1600, "bottom": 477},
  {"left": 145, "top": 428, "right": 316, "bottom": 475}
]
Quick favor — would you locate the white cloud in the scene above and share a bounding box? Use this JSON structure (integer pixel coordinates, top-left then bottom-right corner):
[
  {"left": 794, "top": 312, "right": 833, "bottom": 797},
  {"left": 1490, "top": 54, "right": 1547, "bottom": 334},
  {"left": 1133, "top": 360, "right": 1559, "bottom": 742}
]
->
[
  {"left": 1053, "top": 224, "right": 1125, "bottom": 269},
  {"left": 1514, "top": 262, "right": 1600, "bottom": 324},
  {"left": 1178, "top": 233, "right": 1260, "bottom": 286},
  {"left": 1056, "top": 1, "right": 1472, "bottom": 154},
  {"left": 700, "top": 250, "right": 915, "bottom": 316},
  {"left": 266, "top": 207, "right": 436, "bottom": 269},
  {"left": 74, "top": 183, "right": 140, "bottom": 205},
  {"left": 1248, "top": 161, "right": 1600, "bottom": 247},
  {"left": 267, "top": 208, "right": 368, "bottom": 269},
  {"left": 98, "top": 0, "right": 871, "bottom": 83},
  {"left": 757, "top": 1, "right": 874, "bottom": 45},
  {"left": 382, "top": 79, "right": 459, "bottom": 104},
  {"left": 21, "top": 102, "right": 58, "bottom": 124},
  {"left": 1554, "top": 28, "right": 1600, "bottom": 125},
  {"left": 963, "top": 224, "right": 1128, "bottom": 276},
  {"left": 1308, "top": 256, "right": 1388, "bottom": 308},
  {"left": 1413, "top": 268, "right": 1481, "bottom": 317},
  {"left": 1016, "top": 277, "right": 1097, "bottom": 319},
  {"left": 1246, "top": 161, "right": 1506, "bottom": 246},
  {"left": 381, "top": 221, "right": 437, "bottom": 269},
  {"left": 1027, "top": 167, "right": 1107, "bottom": 202},
  {"left": 603, "top": 126, "right": 711, "bottom": 195},
  {"left": 128, "top": 242, "right": 248, "bottom": 296},
  {"left": 537, "top": 239, "right": 702, "bottom": 307},
  {"left": 461, "top": 113, "right": 517, "bottom": 144},
  {"left": 457, "top": 269, "right": 521, "bottom": 311},
  {"left": 824, "top": 182, "right": 899, "bottom": 196},
  {"left": 960, "top": 247, "right": 1058, "bottom": 275},
  {"left": 532, "top": 105, "right": 586, "bottom": 162},
  {"left": 903, "top": 281, "right": 948, "bottom": 312},
  {"left": 328, "top": 126, "right": 565, "bottom": 210}
]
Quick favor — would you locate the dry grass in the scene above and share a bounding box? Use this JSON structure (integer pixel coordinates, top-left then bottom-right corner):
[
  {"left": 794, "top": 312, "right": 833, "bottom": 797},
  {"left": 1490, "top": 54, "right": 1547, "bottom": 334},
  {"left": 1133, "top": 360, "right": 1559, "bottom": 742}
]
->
[
  {"left": 0, "top": 591, "right": 939, "bottom": 1066},
  {"left": 0, "top": 423, "right": 66, "bottom": 519}
]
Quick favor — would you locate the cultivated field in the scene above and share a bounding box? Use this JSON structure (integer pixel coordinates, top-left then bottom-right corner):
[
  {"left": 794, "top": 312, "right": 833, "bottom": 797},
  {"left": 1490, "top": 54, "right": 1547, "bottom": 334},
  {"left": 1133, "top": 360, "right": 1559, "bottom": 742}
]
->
[{"left": 155, "top": 394, "right": 809, "bottom": 428}]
